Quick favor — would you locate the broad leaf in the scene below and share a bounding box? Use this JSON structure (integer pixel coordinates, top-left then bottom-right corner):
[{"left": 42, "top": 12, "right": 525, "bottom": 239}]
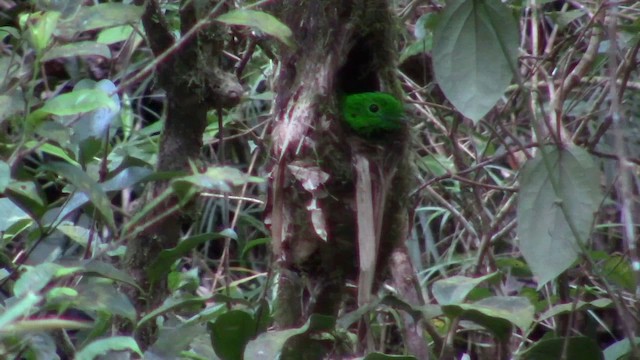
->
[
  {"left": 44, "top": 162, "right": 115, "bottom": 230},
  {"left": 216, "top": 10, "right": 294, "bottom": 48},
  {"left": 432, "top": 273, "right": 498, "bottom": 305},
  {"left": 433, "top": 0, "right": 519, "bottom": 122},
  {"left": 0, "top": 160, "right": 9, "bottom": 192},
  {"left": 57, "top": 3, "right": 144, "bottom": 38},
  {"left": 603, "top": 338, "right": 640, "bottom": 360},
  {"left": 517, "top": 145, "right": 602, "bottom": 286},
  {"left": 209, "top": 310, "right": 257, "bottom": 360},
  {"left": 42, "top": 42, "right": 112, "bottom": 61},
  {"left": 244, "top": 314, "right": 335, "bottom": 359},
  {"left": 0, "top": 292, "right": 42, "bottom": 329},
  {"left": 147, "top": 232, "right": 233, "bottom": 284},
  {"left": 521, "top": 336, "right": 603, "bottom": 360},
  {"left": 0, "top": 198, "right": 31, "bottom": 232},
  {"left": 443, "top": 296, "right": 534, "bottom": 339},
  {"left": 76, "top": 336, "right": 142, "bottom": 360}
]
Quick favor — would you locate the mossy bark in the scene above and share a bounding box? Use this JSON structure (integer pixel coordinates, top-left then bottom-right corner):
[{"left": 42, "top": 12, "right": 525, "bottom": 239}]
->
[
  {"left": 121, "top": 0, "right": 241, "bottom": 348},
  {"left": 267, "top": 0, "right": 415, "bottom": 332}
]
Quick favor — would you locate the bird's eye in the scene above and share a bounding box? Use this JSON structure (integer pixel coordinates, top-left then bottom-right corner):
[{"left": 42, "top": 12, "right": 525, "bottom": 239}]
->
[{"left": 369, "top": 104, "right": 379, "bottom": 113}]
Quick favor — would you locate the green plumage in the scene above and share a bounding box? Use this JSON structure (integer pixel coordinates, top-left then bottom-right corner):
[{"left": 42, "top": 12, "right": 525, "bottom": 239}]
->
[{"left": 341, "top": 92, "right": 404, "bottom": 135}]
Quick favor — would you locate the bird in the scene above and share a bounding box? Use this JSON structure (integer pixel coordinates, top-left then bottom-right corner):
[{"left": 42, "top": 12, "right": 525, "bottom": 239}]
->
[{"left": 341, "top": 92, "right": 405, "bottom": 136}]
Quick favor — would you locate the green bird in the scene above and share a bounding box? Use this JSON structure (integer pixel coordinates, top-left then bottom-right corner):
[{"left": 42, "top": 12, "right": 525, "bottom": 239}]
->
[{"left": 341, "top": 92, "right": 405, "bottom": 135}]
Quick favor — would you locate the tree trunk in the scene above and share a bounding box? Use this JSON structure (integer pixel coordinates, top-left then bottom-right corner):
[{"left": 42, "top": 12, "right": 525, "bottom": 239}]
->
[
  {"left": 121, "top": 0, "right": 241, "bottom": 348},
  {"left": 267, "top": 1, "right": 418, "bottom": 348}
]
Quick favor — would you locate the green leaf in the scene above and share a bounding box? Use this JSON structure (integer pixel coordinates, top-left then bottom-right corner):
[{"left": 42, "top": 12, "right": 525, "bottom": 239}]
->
[
  {"left": 0, "top": 160, "right": 9, "bottom": 192},
  {"left": 147, "top": 232, "right": 232, "bottom": 284},
  {"left": 25, "top": 141, "right": 78, "bottom": 165},
  {"left": 604, "top": 338, "right": 640, "bottom": 360},
  {"left": 101, "top": 166, "right": 152, "bottom": 192},
  {"left": 82, "top": 260, "right": 140, "bottom": 290},
  {"left": 244, "top": 314, "right": 335, "bottom": 359},
  {"left": 76, "top": 336, "right": 142, "bottom": 360},
  {"left": 44, "top": 162, "right": 115, "bottom": 230},
  {"left": 600, "top": 254, "right": 636, "bottom": 292},
  {"left": 442, "top": 296, "right": 534, "bottom": 338},
  {"left": 216, "top": 9, "right": 295, "bottom": 48},
  {"left": 137, "top": 294, "right": 215, "bottom": 329},
  {"left": 521, "top": 336, "right": 604, "bottom": 360},
  {"left": 209, "top": 310, "right": 257, "bottom": 360},
  {"left": 175, "top": 166, "right": 263, "bottom": 193},
  {"left": 55, "top": 224, "right": 91, "bottom": 246},
  {"left": 0, "top": 26, "right": 20, "bottom": 40},
  {"left": 0, "top": 198, "right": 31, "bottom": 232},
  {"left": 96, "top": 25, "right": 135, "bottom": 44},
  {"left": 517, "top": 145, "right": 602, "bottom": 286},
  {"left": 57, "top": 4, "right": 144, "bottom": 38},
  {"left": 149, "top": 322, "right": 208, "bottom": 358},
  {"left": 14, "top": 263, "right": 64, "bottom": 297},
  {"left": 432, "top": 273, "right": 499, "bottom": 305},
  {"left": 41, "top": 42, "right": 112, "bottom": 61},
  {"left": 20, "top": 11, "right": 61, "bottom": 53},
  {"left": 538, "top": 299, "right": 612, "bottom": 321},
  {"left": 28, "top": 88, "right": 118, "bottom": 126},
  {"left": 432, "top": 0, "right": 519, "bottom": 122},
  {"left": 0, "top": 292, "right": 42, "bottom": 329},
  {"left": 74, "top": 279, "right": 137, "bottom": 322}
]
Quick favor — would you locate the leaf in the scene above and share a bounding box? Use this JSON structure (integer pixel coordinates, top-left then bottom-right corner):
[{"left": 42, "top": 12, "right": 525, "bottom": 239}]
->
[
  {"left": 44, "top": 162, "right": 115, "bottom": 230},
  {"left": 137, "top": 294, "right": 213, "bottom": 329},
  {"left": 101, "top": 166, "right": 152, "bottom": 192},
  {"left": 147, "top": 232, "right": 232, "bottom": 284},
  {"left": 538, "top": 299, "right": 612, "bottom": 321},
  {"left": 76, "top": 336, "right": 142, "bottom": 360},
  {"left": 9, "top": 180, "right": 45, "bottom": 208},
  {"left": 57, "top": 3, "right": 144, "bottom": 38},
  {"left": 14, "top": 263, "right": 64, "bottom": 297},
  {"left": 0, "top": 292, "right": 42, "bottom": 329},
  {"left": 600, "top": 254, "right": 636, "bottom": 292},
  {"left": 25, "top": 141, "right": 78, "bottom": 165},
  {"left": 41, "top": 42, "right": 112, "bottom": 61},
  {"left": 432, "top": 0, "right": 519, "bottom": 122},
  {"left": 97, "top": 25, "right": 134, "bottom": 44},
  {"left": 442, "top": 296, "right": 534, "bottom": 338},
  {"left": 432, "top": 273, "right": 499, "bottom": 305},
  {"left": 28, "top": 88, "right": 118, "bottom": 127},
  {"left": 0, "top": 160, "right": 9, "bottom": 192},
  {"left": 148, "top": 322, "right": 208, "bottom": 359},
  {"left": 0, "top": 90, "right": 26, "bottom": 124},
  {"left": 20, "top": 11, "right": 60, "bottom": 52},
  {"left": 82, "top": 260, "right": 140, "bottom": 290},
  {"left": 216, "top": 9, "right": 295, "bottom": 48},
  {"left": 0, "top": 26, "right": 20, "bottom": 40},
  {"left": 174, "top": 166, "right": 263, "bottom": 194},
  {"left": 74, "top": 280, "right": 137, "bottom": 322},
  {"left": 70, "top": 79, "right": 121, "bottom": 144},
  {"left": 244, "top": 314, "right": 335, "bottom": 359},
  {"left": 517, "top": 145, "right": 602, "bottom": 286},
  {"left": 209, "top": 310, "right": 257, "bottom": 360},
  {"left": 603, "top": 338, "right": 640, "bottom": 360},
  {"left": 0, "top": 198, "right": 31, "bottom": 232},
  {"left": 521, "top": 336, "right": 604, "bottom": 360}
]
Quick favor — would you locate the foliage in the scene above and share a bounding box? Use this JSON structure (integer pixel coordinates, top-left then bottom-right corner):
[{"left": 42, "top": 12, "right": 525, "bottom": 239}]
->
[{"left": 0, "top": 0, "right": 638, "bottom": 359}]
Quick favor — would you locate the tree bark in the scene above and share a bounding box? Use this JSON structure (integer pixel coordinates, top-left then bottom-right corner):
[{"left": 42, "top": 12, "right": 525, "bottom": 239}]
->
[
  {"left": 267, "top": 4, "right": 423, "bottom": 356},
  {"left": 121, "top": 0, "right": 241, "bottom": 348}
]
